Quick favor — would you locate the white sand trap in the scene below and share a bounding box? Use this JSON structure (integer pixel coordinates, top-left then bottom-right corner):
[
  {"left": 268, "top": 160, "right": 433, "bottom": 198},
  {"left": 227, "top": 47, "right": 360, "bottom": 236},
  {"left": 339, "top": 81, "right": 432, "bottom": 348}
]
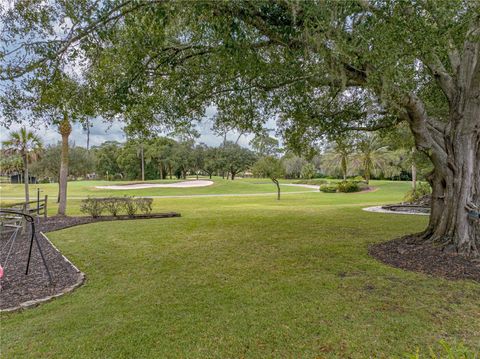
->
[
  {"left": 282, "top": 183, "right": 320, "bottom": 190},
  {"left": 95, "top": 180, "right": 214, "bottom": 190}
]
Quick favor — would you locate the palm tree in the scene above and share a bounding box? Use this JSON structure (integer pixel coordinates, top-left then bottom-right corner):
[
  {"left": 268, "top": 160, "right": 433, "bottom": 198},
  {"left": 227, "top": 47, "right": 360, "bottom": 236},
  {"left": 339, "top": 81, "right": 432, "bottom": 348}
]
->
[
  {"left": 352, "top": 134, "right": 392, "bottom": 184},
  {"left": 322, "top": 138, "right": 355, "bottom": 181},
  {"left": 2, "top": 127, "right": 43, "bottom": 206}
]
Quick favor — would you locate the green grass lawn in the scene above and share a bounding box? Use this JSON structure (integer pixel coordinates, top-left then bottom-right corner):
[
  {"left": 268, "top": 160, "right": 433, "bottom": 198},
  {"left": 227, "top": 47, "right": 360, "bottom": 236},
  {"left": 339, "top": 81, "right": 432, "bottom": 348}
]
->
[
  {"left": 0, "top": 177, "right": 316, "bottom": 200},
  {"left": 1, "top": 181, "right": 479, "bottom": 358}
]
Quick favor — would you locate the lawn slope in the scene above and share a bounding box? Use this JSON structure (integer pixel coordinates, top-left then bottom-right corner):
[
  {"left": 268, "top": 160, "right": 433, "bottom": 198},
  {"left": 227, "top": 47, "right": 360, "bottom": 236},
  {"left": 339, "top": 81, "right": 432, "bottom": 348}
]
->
[{"left": 1, "top": 182, "right": 478, "bottom": 358}]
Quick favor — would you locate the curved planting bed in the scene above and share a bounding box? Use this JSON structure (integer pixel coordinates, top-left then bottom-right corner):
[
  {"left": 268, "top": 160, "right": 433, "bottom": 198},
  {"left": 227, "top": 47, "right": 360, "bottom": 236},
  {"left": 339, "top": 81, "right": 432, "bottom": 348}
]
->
[{"left": 0, "top": 213, "right": 180, "bottom": 312}]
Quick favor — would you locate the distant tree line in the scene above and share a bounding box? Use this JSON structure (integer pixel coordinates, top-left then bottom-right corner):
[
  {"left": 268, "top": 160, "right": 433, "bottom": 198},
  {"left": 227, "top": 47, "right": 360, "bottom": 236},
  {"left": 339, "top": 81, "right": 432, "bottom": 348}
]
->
[{"left": 2, "top": 130, "right": 432, "bottom": 185}]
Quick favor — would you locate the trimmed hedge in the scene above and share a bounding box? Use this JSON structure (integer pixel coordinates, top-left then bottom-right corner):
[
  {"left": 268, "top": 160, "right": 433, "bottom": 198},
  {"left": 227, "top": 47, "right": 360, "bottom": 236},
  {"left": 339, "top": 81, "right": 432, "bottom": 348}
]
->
[
  {"left": 80, "top": 197, "right": 154, "bottom": 218},
  {"left": 319, "top": 181, "right": 362, "bottom": 193},
  {"left": 336, "top": 181, "right": 360, "bottom": 193},
  {"left": 319, "top": 184, "right": 338, "bottom": 193}
]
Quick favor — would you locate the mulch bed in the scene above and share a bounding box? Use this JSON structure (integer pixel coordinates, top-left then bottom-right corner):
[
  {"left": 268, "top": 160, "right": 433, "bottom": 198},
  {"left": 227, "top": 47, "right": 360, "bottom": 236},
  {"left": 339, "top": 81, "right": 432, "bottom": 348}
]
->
[
  {"left": 369, "top": 236, "right": 480, "bottom": 283},
  {"left": 0, "top": 213, "right": 180, "bottom": 311}
]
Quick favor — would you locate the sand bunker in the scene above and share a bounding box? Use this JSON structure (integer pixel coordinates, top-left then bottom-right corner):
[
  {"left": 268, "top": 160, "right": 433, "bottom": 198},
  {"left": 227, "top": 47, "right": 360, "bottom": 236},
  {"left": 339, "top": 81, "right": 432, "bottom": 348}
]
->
[
  {"left": 281, "top": 183, "right": 320, "bottom": 190},
  {"left": 95, "top": 180, "right": 214, "bottom": 190}
]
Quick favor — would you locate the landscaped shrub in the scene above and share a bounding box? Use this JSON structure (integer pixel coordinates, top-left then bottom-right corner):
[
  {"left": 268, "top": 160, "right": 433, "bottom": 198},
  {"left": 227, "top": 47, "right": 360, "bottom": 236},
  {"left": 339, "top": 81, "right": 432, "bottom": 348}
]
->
[
  {"left": 80, "top": 197, "right": 104, "bottom": 218},
  {"left": 123, "top": 197, "right": 138, "bottom": 217},
  {"left": 80, "top": 197, "right": 155, "bottom": 217},
  {"left": 319, "top": 184, "right": 337, "bottom": 193},
  {"left": 103, "top": 197, "right": 124, "bottom": 216},
  {"left": 136, "top": 197, "right": 153, "bottom": 215},
  {"left": 351, "top": 176, "right": 365, "bottom": 182},
  {"left": 404, "top": 182, "right": 431, "bottom": 203},
  {"left": 336, "top": 181, "right": 360, "bottom": 193}
]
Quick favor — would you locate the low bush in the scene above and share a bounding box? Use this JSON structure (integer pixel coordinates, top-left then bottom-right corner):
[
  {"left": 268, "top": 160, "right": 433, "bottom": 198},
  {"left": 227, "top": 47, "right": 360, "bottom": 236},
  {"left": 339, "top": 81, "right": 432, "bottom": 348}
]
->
[
  {"left": 136, "top": 197, "right": 153, "bottom": 215},
  {"left": 80, "top": 197, "right": 104, "bottom": 218},
  {"left": 336, "top": 181, "right": 360, "bottom": 193},
  {"left": 351, "top": 176, "right": 365, "bottom": 182},
  {"left": 404, "top": 182, "right": 431, "bottom": 203},
  {"left": 123, "top": 197, "right": 139, "bottom": 217},
  {"left": 103, "top": 197, "right": 124, "bottom": 216},
  {"left": 80, "top": 197, "right": 154, "bottom": 217},
  {"left": 319, "top": 184, "right": 337, "bottom": 193}
]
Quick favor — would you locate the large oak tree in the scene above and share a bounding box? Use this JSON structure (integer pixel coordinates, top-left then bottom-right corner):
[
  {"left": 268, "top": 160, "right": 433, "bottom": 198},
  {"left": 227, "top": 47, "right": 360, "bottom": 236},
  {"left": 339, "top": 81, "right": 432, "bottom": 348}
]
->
[{"left": 1, "top": 1, "right": 479, "bottom": 255}]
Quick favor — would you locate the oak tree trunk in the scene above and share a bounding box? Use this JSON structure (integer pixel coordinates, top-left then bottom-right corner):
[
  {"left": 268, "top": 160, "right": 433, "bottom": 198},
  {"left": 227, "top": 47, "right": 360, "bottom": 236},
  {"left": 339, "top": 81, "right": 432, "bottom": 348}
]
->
[
  {"left": 58, "top": 115, "right": 72, "bottom": 216},
  {"left": 419, "top": 92, "right": 480, "bottom": 256},
  {"left": 411, "top": 147, "right": 417, "bottom": 191}
]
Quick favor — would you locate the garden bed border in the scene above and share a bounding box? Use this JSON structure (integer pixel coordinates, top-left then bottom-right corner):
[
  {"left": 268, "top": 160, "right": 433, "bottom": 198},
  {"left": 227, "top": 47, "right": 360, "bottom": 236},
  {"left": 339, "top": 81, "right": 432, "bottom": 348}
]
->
[
  {"left": 0, "top": 232, "right": 85, "bottom": 313},
  {"left": 1, "top": 212, "right": 181, "bottom": 313}
]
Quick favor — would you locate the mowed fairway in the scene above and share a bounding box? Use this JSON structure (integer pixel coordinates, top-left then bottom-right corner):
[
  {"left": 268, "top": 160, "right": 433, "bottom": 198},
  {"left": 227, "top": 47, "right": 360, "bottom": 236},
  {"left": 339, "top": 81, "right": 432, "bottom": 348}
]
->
[
  {"left": 1, "top": 181, "right": 479, "bottom": 358},
  {"left": 0, "top": 177, "right": 316, "bottom": 201}
]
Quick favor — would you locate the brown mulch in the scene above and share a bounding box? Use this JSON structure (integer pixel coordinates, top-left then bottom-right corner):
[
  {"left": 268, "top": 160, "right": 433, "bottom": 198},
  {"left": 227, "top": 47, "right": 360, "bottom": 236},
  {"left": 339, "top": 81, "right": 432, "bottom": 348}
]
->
[
  {"left": 0, "top": 213, "right": 180, "bottom": 311},
  {"left": 369, "top": 236, "right": 480, "bottom": 283}
]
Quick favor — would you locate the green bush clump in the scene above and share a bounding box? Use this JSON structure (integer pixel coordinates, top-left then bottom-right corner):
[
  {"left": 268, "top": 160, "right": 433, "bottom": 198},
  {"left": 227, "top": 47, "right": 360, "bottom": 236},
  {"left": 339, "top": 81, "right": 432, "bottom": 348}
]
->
[
  {"left": 80, "top": 197, "right": 104, "bottom": 218},
  {"left": 351, "top": 176, "right": 365, "bottom": 182},
  {"left": 103, "top": 197, "right": 124, "bottom": 216},
  {"left": 80, "top": 197, "right": 154, "bottom": 217},
  {"left": 336, "top": 181, "right": 360, "bottom": 193},
  {"left": 319, "top": 184, "right": 337, "bottom": 193},
  {"left": 136, "top": 197, "right": 153, "bottom": 215},
  {"left": 404, "top": 182, "right": 431, "bottom": 203},
  {"left": 123, "top": 197, "right": 139, "bottom": 217}
]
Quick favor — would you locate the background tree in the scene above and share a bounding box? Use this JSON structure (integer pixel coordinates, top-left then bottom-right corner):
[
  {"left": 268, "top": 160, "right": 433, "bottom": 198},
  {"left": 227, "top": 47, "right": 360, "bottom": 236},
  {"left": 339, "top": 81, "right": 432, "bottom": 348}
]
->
[
  {"left": 32, "top": 144, "right": 95, "bottom": 201},
  {"left": 172, "top": 141, "right": 194, "bottom": 179},
  {"left": 300, "top": 163, "right": 316, "bottom": 180},
  {"left": 252, "top": 156, "right": 285, "bottom": 200},
  {"left": 379, "top": 123, "right": 433, "bottom": 189},
  {"left": 1, "top": 127, "right": 42, "bottom": 205},
  {"left": 203, "top": 147, "right": 219, "bottom": 179},
  {"left": 282, "top": 155, "right": 307, "bottom": 179},
  {"left": 250, "top": 134, "right": 281, "bottom": 157},
  {"left": 92, "top": 141, "right": 123, "bottom": 180},
  {"left": 144, "top": 137, "right": 175, "bottom": 180},
  {"left": 352, "top": 134, "right": 391, "bottom": 184},
  {"left": 322, "top": 138, "right": 355, "bottom": 181},
  {"left": 220, "top": 142, "right": 257, "bottom": 180},
  {"left": 191, "top": 144, "right": 207, "bottom": 180},
  {"left": 0, "top": 154, "right": 23, "bottom": 179}
]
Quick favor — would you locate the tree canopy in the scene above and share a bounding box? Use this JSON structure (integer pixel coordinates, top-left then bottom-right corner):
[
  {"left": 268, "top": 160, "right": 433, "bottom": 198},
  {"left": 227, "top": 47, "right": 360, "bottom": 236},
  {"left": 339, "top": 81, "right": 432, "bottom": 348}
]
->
[{"left": 1, "top": 1, "right": 479, "bottom": 254}]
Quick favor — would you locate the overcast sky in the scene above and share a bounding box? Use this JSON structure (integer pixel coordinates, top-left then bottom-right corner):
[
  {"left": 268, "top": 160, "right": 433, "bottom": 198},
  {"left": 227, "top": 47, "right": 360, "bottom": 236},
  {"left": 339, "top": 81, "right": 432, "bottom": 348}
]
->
[
  {"left": 0, "top": 6, "right": 276, "bottom": 149},
  {"left": 0, "top": 114, "right": 263, "bottom": 149}
]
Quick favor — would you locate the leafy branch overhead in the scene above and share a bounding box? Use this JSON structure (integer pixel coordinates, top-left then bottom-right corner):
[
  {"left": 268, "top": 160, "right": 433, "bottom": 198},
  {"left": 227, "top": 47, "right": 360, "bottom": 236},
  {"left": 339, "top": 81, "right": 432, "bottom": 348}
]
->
[{"left": 1, "top": 1, "right": 479, "bottom": 253}]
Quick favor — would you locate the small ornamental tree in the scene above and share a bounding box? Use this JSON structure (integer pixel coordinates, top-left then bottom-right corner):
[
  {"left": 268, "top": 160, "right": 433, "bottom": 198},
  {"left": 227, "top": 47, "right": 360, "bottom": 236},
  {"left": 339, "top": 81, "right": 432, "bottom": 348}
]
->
[{"left": 252, "top": 156, "right": 285, "bottom": 200}]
